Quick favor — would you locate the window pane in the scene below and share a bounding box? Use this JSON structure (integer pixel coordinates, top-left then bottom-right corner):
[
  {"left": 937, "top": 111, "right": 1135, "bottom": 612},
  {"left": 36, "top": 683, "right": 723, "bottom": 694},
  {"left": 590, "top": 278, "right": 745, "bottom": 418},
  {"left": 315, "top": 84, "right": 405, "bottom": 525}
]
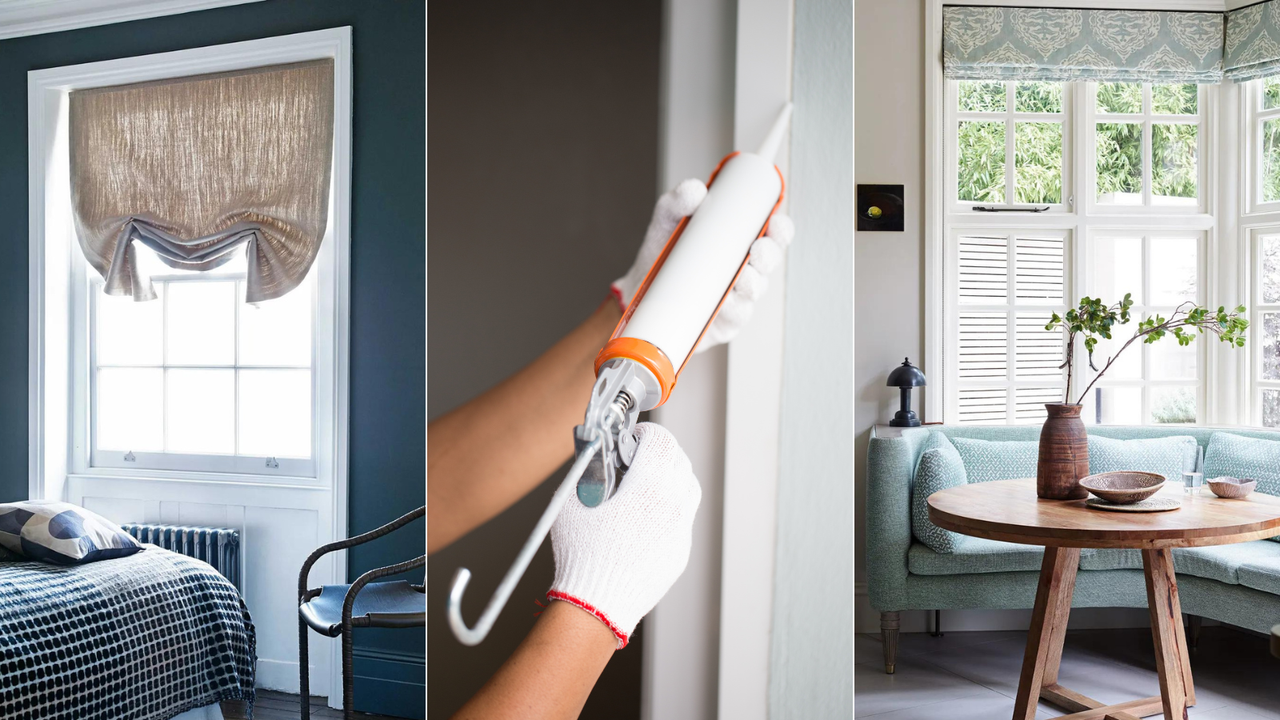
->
[
  {"left": 239, "top": 280, "right": 313, "bottom": 366},
  {"left": 166, "top": 369, "right": 235, "bottom": 454},
  {"left": 1149, "top": 238, "right": 1197, "bottom": 306},
  {"left": 238, "top": 369, "right": 311, "bottom": 458},
  {"left": 1015, "top": 82, "right": 1061, "bottom": 113},
  {"left": 958, "top": 313, "right": 1007, "bottom": 380},
  {"left": 1085, "top": 386, "right": 1142, "bottom": 425},
  {"left": 1150, "top": 331, "right": 1197, "bottom": 381},
  {"left": 1264, "top": 77, "right": 1280, "bottom": 110},
  {"left": 1015, "top": 236, "right": 1064, "bottom": 303},
  {"left": 1152, "top": 124, "right": 1197, "bottom": 204},
  {"left": 1093, "top": 236, "right": 1144, "bottom": 305},
  {"left": 1262, "top": 235, "right": 1280, "bottom": 303},
  {"left": 1263, "top": 312, "right": 1280, "bottom": 381},
  {"left": 1096, "top": 82, "right": 1142, "bottom": 114},
  {"left": 97, "top": 368, "right": 163, "bottom": 452},
  {"left": 1096, "top": 123, "right": 1143, "bottom": 204},
  {"left": 1014, "top": 314, "right": 1062, "bottom": 379},
  {"left": 1263, "top": 118, "right": 1280, "bottom": 203},
  {"left": 958, "top": 236, "right": 1007, "bottom": 303},
  {"left": 166, "top": 281, "right": 236, "bottom": 365},
  {"left": 958, "top": 81, "right": 1005, "bottom": 112},
  {"left": 1264, "top": 388, "right": 1280, "bottom": 427},
  {"left": 1152, "top": 84, "right": 1196, "bottom": 115},
  {"left": 1151, "top": 386, "right": 1196, "bottom": 424},
  {"left": 96, "top": 288, "right": 163, "bottom": 366},
  {"left": 958, "top": 121, "right": 1006, "bottom": 203},
  {"left": 1087, "top": 331, "right": 1142, "bottom": 380},
  {"left": 1014, "top": 122, "right": 1062, "bottom": 203},
  {"left": 1016, "top": 387, "right": 1063, "bottom": 423},
  {"left": 957, "top": 388, "right": 1007, "bottom": 424}
]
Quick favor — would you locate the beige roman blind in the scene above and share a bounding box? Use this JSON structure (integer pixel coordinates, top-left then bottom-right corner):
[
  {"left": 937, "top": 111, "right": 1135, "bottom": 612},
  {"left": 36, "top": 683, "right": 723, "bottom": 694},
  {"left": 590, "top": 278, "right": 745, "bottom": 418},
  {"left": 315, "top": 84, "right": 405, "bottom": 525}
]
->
[{"left": 70, "top": 58, "right": 335, "bottom": 302}]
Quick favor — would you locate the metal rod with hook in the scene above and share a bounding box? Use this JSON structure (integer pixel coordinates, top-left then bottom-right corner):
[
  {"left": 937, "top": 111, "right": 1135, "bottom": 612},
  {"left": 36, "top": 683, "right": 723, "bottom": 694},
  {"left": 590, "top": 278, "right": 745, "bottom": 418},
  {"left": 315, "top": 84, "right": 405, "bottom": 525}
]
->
[{"left": 447, "top": 434, "right": 603, "bottom": 645}]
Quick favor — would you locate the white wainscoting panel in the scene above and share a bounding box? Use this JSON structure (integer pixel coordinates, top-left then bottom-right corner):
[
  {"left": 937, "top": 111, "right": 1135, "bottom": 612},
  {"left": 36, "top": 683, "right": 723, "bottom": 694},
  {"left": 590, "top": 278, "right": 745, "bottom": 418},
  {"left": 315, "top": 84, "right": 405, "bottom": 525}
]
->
[{"left": 68, "top": 476, "right": 337, "bottom": 695}]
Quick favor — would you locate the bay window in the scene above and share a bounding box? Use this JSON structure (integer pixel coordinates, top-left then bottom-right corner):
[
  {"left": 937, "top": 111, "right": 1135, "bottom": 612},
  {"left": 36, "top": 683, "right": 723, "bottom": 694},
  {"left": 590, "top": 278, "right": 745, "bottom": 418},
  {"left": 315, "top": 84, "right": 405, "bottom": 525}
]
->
[{"left": 940, "top": 79, "right": 1212, "bottom": 426}]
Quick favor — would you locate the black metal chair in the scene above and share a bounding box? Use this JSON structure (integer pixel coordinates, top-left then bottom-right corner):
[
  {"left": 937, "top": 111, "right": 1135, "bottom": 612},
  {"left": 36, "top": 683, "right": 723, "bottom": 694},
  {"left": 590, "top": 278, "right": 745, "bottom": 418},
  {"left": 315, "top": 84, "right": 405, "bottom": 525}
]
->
[{"left": 298, "top": 506, "right": 425, "bottom": 719}]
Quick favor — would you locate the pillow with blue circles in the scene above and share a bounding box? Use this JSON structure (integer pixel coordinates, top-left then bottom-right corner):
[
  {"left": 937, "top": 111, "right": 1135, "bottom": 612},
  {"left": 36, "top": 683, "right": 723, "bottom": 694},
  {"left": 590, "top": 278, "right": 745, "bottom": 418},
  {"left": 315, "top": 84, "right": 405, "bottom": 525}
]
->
[{"left": 0, "top": 500, "right": 142, "bottom": 565}]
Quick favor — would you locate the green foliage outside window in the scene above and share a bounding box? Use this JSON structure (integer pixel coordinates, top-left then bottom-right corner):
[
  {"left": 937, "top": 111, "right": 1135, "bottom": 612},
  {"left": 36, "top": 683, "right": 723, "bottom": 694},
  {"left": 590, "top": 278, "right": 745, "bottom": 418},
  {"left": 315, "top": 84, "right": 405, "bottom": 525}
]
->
[{"left": 958, "top": 81, "right": 1200, "bottom": 205}]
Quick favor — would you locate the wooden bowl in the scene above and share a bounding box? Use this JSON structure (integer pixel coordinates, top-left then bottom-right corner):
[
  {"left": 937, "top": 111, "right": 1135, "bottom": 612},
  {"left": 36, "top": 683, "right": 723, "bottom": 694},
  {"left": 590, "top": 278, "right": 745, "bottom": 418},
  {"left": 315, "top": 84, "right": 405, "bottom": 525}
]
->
[
  {"left": 1078, "top": 471, "right": 1166, "bottom": 504},
  {"left": 1207, "top": 477, "right": 1256, "bottom": 499}
]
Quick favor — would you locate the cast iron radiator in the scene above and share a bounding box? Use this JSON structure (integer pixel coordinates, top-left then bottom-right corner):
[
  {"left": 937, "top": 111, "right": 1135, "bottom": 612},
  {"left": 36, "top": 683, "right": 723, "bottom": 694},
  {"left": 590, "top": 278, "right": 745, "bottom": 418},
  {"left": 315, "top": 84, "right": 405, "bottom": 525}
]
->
[{"left": 120, "top": 523, "right": 242, "bottom": 592}]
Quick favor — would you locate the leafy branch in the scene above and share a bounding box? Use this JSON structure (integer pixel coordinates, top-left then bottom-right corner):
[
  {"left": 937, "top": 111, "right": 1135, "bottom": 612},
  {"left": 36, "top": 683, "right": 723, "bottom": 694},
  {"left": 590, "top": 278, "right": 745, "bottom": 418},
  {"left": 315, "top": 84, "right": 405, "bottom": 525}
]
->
[{"left": 1045, "top": 297, "right": 1248, "bottom": 406}]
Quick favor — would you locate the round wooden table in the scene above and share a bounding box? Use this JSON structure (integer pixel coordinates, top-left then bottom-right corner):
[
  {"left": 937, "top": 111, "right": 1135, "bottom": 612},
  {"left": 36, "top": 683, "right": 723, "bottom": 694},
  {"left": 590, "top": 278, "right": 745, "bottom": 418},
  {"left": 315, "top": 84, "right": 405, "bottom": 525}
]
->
[{"left": 928, "top": 478, "right": 1280, "bottom": 720}]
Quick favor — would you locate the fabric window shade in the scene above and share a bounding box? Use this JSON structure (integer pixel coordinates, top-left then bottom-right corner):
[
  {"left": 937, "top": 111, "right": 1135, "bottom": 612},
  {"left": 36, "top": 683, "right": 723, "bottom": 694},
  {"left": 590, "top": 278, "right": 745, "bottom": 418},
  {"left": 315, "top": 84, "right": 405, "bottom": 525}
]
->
[
  {"left": 1225, "top": 1, "right": 1280, "bottom": 82},
  {"left": 70, "top": 59, "right": 335, "bottom": 303},
  {"left": 943, "top": 7, "right": 1224, "bottom": 84}
]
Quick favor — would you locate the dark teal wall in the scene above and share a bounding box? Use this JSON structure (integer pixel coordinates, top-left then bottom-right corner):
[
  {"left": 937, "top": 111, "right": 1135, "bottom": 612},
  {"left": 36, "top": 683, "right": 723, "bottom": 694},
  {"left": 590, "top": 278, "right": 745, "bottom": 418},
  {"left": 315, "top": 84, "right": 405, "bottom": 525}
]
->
[{"left": 0, "top": 1, "right": 424, "bottom": 716}]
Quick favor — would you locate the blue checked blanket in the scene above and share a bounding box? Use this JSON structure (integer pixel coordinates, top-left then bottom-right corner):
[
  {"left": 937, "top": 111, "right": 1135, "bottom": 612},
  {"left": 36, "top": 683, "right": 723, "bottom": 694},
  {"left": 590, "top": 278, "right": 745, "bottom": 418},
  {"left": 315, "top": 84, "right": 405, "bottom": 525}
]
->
[{"left": 0, "top": 546, "right": 255, "bottom": 719}]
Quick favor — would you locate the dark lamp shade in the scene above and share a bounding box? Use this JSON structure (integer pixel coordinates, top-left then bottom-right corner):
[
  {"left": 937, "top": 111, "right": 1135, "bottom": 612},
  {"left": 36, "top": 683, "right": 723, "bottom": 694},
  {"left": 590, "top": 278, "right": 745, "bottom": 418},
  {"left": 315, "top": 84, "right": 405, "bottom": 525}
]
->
[{"left": 886, "top": 358, "right": 926, "bottom": 388}]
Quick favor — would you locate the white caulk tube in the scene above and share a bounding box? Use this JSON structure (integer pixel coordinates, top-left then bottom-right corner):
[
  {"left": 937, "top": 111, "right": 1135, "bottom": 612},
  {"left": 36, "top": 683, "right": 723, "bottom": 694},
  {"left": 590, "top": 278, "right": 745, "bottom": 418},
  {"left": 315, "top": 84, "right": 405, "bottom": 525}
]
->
[{"left": 594, "top": 104, "right": 791, "bottom": 412}]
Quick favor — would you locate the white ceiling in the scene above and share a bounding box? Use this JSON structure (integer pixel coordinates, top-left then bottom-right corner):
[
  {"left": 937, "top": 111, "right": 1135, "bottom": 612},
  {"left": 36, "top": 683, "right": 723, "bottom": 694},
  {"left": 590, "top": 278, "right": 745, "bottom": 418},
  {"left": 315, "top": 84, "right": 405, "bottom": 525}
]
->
[{"left": 0, "top": 0, "right": 262, "bottom": 40}]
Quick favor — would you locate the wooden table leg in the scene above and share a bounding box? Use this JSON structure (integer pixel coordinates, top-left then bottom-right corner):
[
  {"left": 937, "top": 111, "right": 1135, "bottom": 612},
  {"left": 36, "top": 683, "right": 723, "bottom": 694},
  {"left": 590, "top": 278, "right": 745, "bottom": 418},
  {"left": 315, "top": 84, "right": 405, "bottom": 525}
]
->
[
  {"left": 1142, "top": 549, "right": 1195, "bottom": 720},
  {"left": 1012, "top": 546, "right": 1081, "bottom": 720}
]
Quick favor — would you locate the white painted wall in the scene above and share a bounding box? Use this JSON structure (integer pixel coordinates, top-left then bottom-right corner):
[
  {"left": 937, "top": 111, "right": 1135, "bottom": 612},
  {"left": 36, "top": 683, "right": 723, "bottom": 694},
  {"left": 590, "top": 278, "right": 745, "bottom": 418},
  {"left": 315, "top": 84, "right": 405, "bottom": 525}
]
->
[
  {"left": 853, "top": 0, "right": 925, "bottom": 634},
  {"left": 769, "top": 0, "right": 852, "bottom": 715}
]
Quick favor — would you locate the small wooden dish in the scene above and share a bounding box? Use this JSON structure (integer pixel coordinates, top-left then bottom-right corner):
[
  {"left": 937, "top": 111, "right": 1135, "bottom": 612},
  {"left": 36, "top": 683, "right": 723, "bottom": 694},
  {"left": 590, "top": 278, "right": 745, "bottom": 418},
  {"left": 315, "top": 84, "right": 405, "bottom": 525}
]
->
[
  {"left": 1207, "top": 477, "right": 1256, "bottom": 499},
  {"left": 1078, "top": 471, "right": 1166, "bottom": 505}
]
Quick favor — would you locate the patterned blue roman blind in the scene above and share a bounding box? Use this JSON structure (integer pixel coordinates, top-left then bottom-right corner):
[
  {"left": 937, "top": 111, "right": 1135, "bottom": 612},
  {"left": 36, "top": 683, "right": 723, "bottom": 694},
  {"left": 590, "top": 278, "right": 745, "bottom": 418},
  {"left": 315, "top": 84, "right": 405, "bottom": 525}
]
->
[
  {"left": 943, "top": 6, "right": 1224, "bottom": 84},
  {"left": 1225, "top": 1, "right": 1280, "bottom": 82}
]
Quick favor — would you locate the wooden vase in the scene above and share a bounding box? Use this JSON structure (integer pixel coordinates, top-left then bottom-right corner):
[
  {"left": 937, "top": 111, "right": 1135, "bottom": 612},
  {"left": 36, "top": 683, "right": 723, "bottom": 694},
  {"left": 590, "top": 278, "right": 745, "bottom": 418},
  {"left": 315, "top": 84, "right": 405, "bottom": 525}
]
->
[{"left": 1037, "top": 403, "right": 1089, "bottom": 500}]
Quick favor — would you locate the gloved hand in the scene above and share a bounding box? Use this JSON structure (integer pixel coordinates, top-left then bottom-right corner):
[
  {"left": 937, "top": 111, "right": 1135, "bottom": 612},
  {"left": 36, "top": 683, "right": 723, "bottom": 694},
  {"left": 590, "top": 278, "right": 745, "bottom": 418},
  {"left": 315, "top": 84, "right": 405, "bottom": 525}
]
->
[
  {"left": 546, "top": 422, "right": 701, "bottom": 649},
  {"left": 610, "top": 179, "right": 795, "bottom": 350}
]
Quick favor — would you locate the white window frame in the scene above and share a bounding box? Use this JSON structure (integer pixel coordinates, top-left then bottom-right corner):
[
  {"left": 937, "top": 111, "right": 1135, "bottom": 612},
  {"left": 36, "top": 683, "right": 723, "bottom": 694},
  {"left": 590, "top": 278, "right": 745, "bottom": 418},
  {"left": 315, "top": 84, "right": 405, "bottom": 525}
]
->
[
  {"left": 1085, "top": 82, "right": 1208, "bottom": 216},
  {"left": 31, "top": 29, "right": 350, "bottom": 495},
  {"left": 85, "top": 269, "right": 319, "bottom": 479},
  {"left": 1081, "top": 231, "right": 1207, "bottom": 425},
  {"left": 947, "top": 80, "right": 1074, "bottom": 214},
  {"left": 1245, "top": 79, "right": 1280, "bottom": 215},
  {"left": 1248, "top": 228, "right": 1280, "bottom": 425},
  {"left": 29, "top": 29, "right": 352, "bottom": 698},
  {"left": 925, "top": 0, "right": 1220, "bottom": 425}
]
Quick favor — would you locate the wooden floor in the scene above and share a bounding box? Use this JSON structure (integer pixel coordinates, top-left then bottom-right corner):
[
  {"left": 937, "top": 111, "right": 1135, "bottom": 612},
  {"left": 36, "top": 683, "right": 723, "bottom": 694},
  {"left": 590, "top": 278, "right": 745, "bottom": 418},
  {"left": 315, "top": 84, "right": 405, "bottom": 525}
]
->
[
  {"left": 855, "top": 625, "right": 1280, "bottom": 718},
  {"left": 222, "top": 690, "right": 409, "bottom": 720}
]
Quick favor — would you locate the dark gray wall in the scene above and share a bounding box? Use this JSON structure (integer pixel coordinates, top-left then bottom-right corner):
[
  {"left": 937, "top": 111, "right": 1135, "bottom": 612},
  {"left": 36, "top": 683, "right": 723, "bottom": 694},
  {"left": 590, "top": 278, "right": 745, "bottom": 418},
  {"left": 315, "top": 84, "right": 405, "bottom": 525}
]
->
[
  {"left": 0, "top": 2, "right": 424, "bottom": 717},
  {"left": 427, "top": 0, "right": 659, "bottom": 717}
]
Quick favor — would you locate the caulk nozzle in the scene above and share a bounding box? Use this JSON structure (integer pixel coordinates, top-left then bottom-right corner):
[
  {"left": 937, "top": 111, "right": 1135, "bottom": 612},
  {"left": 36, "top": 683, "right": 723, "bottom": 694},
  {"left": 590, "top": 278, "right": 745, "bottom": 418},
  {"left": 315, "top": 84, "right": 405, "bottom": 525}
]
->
[{"left": 755, "top": 103, "right": 793, "bottom": 163}]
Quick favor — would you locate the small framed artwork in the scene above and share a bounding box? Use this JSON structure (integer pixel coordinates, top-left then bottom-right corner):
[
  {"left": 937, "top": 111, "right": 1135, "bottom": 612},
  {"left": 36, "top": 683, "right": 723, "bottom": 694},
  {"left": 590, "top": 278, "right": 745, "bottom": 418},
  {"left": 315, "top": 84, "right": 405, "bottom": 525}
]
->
[{"left": 857, "top": 184, "right": 904, "bottom": 232}]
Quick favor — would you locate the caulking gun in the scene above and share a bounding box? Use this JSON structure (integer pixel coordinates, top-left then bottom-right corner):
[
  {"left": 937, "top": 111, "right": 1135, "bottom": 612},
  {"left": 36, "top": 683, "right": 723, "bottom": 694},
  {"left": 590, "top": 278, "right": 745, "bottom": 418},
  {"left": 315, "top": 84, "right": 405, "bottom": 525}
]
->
[{"left": 447, "top": 104, "right": 792, "bottom": 645}]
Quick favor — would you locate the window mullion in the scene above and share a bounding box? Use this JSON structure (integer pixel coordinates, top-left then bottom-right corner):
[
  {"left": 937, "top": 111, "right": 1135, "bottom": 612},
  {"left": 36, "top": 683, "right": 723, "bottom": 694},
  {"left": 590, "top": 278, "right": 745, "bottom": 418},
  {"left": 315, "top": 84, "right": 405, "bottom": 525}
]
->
[
  {"left": 1006, "top": 82, "right": 1017, "bottom": 205},
  {"left": 1143, "top": 84, "right": 1153, "bottom": 207}
]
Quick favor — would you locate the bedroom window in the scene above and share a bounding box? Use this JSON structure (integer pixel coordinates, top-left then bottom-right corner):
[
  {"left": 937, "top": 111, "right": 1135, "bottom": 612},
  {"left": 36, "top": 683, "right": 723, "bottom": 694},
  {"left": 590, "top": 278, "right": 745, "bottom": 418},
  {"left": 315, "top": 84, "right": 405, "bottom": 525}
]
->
[
  {"left": 90, "top": 253, "right": 316, "bottom": 475},
  {"left": 939, "top": 79, "right": 1212, "bottom": 426}
]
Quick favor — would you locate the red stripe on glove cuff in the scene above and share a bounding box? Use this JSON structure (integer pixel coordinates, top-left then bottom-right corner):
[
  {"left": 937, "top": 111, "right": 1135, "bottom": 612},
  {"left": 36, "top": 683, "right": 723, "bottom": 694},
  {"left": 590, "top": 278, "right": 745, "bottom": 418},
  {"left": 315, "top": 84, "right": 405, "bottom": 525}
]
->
[
  {"left": 546, "top": 590, "right": 629, "bottom": 649},
  {"left": 608, "top": 285, "right": 626, "bottom": 315}
]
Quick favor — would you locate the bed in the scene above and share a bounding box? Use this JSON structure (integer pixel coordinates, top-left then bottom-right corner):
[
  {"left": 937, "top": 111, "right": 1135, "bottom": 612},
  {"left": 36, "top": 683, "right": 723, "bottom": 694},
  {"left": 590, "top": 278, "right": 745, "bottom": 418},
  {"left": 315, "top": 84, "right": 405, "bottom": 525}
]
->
[{"left": 0, "top": 545, "right": 255, "bottom": 719}]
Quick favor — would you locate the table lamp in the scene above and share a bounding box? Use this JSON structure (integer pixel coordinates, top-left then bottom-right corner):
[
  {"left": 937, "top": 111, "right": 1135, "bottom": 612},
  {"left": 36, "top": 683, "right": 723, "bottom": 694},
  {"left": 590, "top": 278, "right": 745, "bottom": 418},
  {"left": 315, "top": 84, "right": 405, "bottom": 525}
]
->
[{"left": 887, "top": 358, "right": 926, "bottom": 427}]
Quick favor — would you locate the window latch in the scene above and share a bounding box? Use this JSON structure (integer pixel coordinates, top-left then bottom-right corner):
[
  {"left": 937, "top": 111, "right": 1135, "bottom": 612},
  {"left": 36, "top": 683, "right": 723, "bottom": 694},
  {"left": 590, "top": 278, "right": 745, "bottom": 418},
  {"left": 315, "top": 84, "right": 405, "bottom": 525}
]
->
[
  {"left": 124, "top": 451, "right": 136, "bottom": 462},
  {"left": 266, "top": 457, "right": 279, "bottom": 469},
  {"left": 971, "top": 206, "right": 1050, "bottom": 213}
]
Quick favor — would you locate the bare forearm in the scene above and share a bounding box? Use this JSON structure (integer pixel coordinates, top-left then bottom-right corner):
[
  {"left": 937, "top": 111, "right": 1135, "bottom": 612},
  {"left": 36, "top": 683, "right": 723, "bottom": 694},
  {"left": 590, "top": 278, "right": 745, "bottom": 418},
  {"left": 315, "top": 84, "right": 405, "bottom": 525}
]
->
[
  {"left": 427, "top": 299, "right": 622, "bottom": 553},
  {"left": 452, "top": 601, "right": 616, "bottom": 720}
]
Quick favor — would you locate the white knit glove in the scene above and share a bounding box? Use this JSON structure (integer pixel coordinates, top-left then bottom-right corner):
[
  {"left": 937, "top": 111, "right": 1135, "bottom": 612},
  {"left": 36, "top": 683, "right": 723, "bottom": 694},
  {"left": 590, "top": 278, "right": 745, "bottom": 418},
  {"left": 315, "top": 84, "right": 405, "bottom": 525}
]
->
[
  {"left": 547, "top": 422, "right": 701, "bottom": 648},
  {"left": 610, "top": 179, "right": 794, "bottom": 351}
]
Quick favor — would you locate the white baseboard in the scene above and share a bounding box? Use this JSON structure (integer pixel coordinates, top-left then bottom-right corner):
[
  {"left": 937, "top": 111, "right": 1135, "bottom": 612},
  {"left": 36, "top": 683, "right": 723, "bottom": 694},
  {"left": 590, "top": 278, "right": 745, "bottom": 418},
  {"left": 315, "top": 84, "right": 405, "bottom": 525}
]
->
[
  {"left": 256, "top": 658, "right": 302, "bottom": 693},
  {"left": 854, "top": 583, "right": 1155, "bottom": 635}
]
